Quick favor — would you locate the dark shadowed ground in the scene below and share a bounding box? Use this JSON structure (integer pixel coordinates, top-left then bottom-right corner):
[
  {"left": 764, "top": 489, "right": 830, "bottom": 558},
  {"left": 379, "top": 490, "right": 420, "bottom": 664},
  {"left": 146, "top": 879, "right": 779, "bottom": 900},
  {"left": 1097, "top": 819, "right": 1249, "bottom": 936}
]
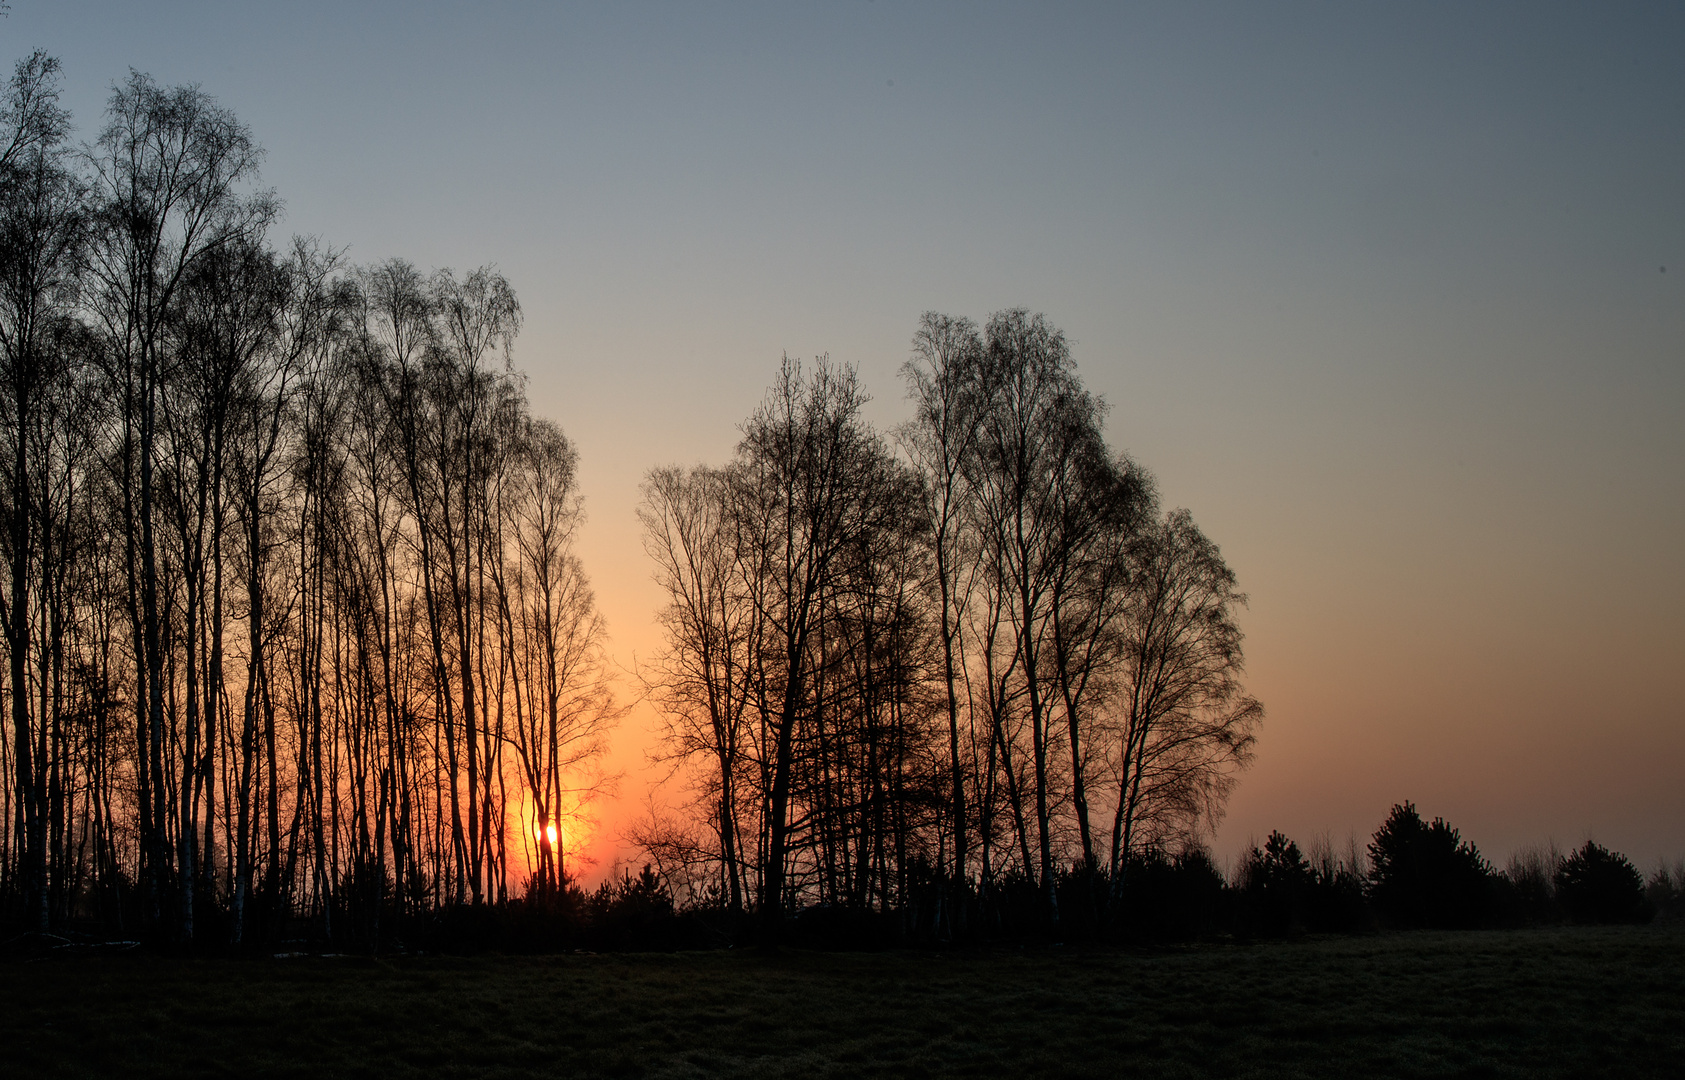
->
[{"left": 3, "top": 924, "right": 1680, "bottom": 1078}]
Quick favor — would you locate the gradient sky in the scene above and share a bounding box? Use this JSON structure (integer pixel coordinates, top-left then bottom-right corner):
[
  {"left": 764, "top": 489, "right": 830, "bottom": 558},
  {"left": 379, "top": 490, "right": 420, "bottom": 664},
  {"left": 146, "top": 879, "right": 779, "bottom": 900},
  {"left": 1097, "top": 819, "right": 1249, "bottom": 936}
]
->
[{"left": 11, "top": 2, "right": 1681, "bottom": 876}]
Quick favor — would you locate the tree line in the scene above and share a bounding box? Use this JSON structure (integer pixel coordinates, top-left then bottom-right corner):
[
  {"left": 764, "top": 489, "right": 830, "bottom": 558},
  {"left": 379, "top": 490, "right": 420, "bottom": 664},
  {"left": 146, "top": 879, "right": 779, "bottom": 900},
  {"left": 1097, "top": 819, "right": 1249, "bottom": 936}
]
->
[
  {"left": 612, "top": 802, "right": 1671, "bottom": 951},
  {"left": 2, "top": 49, "right": 1659, "bottom": 956},
  {"left": 0, "top": 53, "right": 617, "bottom": 946},
  {"left": 0, "top": 47, "right": 1262, "bottom": 950},
  {"left": 1221, "top": 804, "right": 1663, "bottom": 938},
  {"left": 636, "top": 312, "right": 1262, "bottom": 939}
]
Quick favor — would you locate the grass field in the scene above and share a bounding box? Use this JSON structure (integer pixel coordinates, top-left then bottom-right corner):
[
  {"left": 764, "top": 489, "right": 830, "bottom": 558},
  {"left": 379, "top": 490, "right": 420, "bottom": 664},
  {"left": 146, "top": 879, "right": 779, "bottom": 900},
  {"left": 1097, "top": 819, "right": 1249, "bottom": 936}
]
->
[{"left": 3, "top": 925, "right": 1680, "bottom": 1078}]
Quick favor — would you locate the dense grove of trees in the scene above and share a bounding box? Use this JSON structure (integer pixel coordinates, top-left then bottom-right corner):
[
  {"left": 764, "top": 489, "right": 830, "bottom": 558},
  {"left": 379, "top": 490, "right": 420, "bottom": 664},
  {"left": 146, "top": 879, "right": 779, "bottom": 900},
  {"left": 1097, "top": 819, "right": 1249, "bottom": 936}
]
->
[
  {"left": 2, "top": 48, "right": 1261, "bottom": 951},
  {"left": 0, "top": 55, "right": 617, "bottom": 945},
  {"left": 637, "top": 312, "right": 1262, "bottom": 937}
]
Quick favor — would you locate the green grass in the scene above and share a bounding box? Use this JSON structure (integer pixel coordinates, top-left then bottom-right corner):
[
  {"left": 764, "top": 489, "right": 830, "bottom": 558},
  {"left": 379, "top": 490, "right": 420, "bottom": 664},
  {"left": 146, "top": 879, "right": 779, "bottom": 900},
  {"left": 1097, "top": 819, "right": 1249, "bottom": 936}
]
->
[{"left": 3, "top": 925, "right": 1681, "bottom": 1078}]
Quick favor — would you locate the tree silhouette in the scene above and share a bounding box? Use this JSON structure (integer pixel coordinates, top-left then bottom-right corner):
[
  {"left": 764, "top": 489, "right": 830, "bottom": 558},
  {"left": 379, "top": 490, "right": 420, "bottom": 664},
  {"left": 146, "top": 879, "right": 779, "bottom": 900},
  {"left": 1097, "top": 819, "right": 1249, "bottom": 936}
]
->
[
  {"left": 0, "top": 57, "right": 621, "bottom": 948},
  {"left": 0, "top": 50, "right": 83, "bottom": 934},
  {"left": 0, "top": 51, "right": 1276, "bottom": 951},
  {"left": 1555, "top": 841, "right": 1651, "bottom": 925},
  {"left": 1368, "top": 802, "right": 1493, "bottom": 929},
  {"left": 641, "top": 315, "right": 1261, "bottom": 943},
  {"left": 1241, "top": 831, "right": 1313, "bottom": 936},
  {"left": 1107, "top": 509, "right": 1260, "bottom": 899}
]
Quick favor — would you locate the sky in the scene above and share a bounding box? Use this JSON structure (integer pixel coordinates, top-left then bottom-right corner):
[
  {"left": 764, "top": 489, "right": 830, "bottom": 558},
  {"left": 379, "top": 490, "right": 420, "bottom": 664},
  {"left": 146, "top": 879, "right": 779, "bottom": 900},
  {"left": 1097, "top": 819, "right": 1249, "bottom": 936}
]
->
[{"left": 10, "top": 1, "right": 1681, "bottom": 877}]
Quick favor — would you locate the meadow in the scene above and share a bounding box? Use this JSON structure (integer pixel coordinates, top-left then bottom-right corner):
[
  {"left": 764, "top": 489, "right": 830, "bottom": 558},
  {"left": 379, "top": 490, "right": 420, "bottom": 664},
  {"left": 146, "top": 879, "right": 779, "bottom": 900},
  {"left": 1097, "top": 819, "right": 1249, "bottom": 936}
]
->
[{"left": 3, "top": 924, "right": 1680, "bottom": 1078}]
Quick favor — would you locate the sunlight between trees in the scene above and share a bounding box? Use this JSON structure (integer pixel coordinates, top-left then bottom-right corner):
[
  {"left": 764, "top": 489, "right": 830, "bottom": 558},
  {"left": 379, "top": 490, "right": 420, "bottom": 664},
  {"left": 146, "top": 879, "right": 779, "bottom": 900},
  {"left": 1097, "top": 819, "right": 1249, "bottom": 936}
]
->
[
  {"left": 0, "top": 51, "right": 1258, "bottom": 947},
  {"left": 0, "top": 54, "right": 618, "bottom": 943}
]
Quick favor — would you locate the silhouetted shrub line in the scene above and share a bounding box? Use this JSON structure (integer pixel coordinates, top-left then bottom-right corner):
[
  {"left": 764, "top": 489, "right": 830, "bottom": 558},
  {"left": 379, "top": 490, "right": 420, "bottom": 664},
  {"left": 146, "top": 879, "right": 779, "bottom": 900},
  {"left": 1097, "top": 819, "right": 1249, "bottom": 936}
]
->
[{"left": 9, "top": 802, "right": 1663, "bottom": 956}]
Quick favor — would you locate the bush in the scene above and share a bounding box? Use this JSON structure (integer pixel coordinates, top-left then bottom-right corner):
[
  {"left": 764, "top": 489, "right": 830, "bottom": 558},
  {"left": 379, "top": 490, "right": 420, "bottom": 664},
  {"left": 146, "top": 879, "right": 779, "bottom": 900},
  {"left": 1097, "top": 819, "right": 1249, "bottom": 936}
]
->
[
  {"left": 590, "top": 864, "right": 701, "bottom": 949},
  {"left": 1555, "top": 842, "right": 1652, "bottom": 925},
  {"left": 1648, "top": 860, "right": 1685, "bottom": 922},
  {"left": 1112, "top": 847, "right": 1227, "bottom": 942},
  {"left": 1304, "top": 837, "right": 1371, "bottom": 933},
  {"left": 1238, "top": 832, "right": 1314, "bottom": 937},
  {"left": 1367, "top": 802, "right": 1494, "bottom": 929},
  {"left": 791, "top": 903, "right": 897, "bottom": 950},
  {"left": 1497, "top": 844, "right": 1563, "bottom": 925}
]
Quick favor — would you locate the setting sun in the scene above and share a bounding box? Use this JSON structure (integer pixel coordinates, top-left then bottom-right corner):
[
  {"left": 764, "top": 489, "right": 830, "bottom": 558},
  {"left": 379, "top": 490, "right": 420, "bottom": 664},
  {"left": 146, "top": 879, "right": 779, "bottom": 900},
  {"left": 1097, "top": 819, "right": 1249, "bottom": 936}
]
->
[{"left": 1, "top": 6, "right": 1682, "bottom": 1077}]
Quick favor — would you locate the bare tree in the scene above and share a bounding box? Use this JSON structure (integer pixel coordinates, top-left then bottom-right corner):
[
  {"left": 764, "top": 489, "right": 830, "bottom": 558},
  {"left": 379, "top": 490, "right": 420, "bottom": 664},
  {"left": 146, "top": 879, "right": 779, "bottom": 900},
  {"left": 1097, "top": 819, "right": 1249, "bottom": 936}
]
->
[
  {"left": 897, "top": 313, "right": 992, "bottom": 890},
  {"left": 1041, "top": 424, "right": 1154, "bottom": 871},
  {"left": 227, "top": 238, "right": 337, "bottom": 944},
  {"left": 158, "top": 235, "right": 293, "bottom": 939},
  {"left": 643, "top": 357, "right": 937, "bottom": 938},
  {"left": 429, "top": 265, "right": 520, "bottom": 904},
  {"left": 732, "top": 357, "right": 880, "bottom": 939},
  {"left": 85, "top": 69, "right": 275, "bottom": 939},
  {"left": 968, "top": 309, "right": 1093, "bottom": 922},
  {"left": 0, "top": 50, "right": 81, "bottom": 932},
  {"left": 1106, "top": 508, "right": 1261, "bottom": 892},
  {"left": 639, "top": 463, "right": 761, "bottom": 913},
  {"left": 500, "top": 416, "right": 615, "bottom": 898}
]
